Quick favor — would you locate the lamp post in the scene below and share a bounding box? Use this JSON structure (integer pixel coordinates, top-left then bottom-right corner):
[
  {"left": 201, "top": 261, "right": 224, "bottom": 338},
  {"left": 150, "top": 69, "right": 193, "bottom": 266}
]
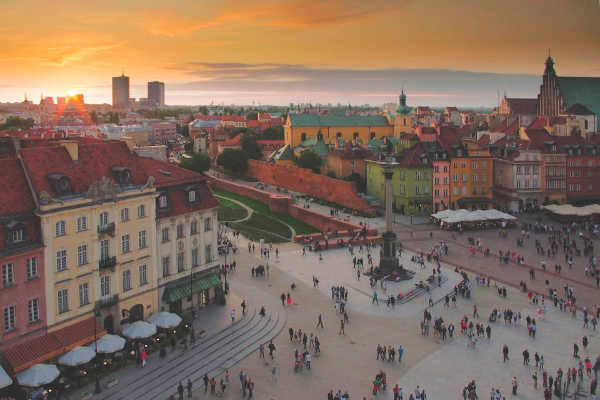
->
[{"left": 93, "top": 308, "right": 102, "bottom": 394}]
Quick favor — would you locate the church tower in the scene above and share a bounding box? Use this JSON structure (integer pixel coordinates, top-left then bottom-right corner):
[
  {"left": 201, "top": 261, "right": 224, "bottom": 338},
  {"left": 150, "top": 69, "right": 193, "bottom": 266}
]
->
[{"left": 538, "top": 53, "right": 563, "bottom": 117}]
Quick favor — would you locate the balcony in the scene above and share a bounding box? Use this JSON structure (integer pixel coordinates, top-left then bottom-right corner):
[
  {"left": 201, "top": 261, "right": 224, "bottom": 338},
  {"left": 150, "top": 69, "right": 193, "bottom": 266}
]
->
[
  {"left": 96, "top": 294, "right": 119, "bottom": 309},
  {"left": 97, "top": 222, "right": 116, "bottom": 237},
  {"left": 99, "top": 256, "right": 117, "bottom": 270}
]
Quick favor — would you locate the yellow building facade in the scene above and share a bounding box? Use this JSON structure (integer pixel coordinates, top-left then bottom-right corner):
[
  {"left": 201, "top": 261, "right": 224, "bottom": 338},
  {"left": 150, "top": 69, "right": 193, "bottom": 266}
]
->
[
  {"left": 39, "top": 188, "right": 159, "bottom": 333},
  {"left": 284, "top": 114, "right": 393, "bottom": 148}
]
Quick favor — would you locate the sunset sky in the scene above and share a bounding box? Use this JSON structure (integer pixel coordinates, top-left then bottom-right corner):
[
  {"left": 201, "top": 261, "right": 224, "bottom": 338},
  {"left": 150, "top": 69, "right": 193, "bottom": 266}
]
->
[{"left": 1, "top": 0, "right": 599, "bottom": 106}]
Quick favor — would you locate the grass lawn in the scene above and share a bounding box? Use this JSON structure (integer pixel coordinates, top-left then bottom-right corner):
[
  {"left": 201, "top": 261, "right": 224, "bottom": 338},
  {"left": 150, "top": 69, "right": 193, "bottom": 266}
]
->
[
  {"left": 216, "top": 197, "right": 248, "bottom": 222},
  {"left": 229, "top": 222, "right": 289, "bottom": 243},
  {"left": 212, "top": 188, "right": 320, "bottom": 235}
]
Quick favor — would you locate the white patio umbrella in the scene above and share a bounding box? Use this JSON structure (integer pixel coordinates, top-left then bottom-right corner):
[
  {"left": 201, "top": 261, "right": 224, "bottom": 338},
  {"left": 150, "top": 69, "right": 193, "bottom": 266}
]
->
[
  {"left": 122, "top": 321, "right": 157, "bottom": 339},
  {"left": 58, "top": 346, "right": 96, "bottom": 367},
  {"left": 147, "top": 312, "right": 182, "bottom": 329},
  {"left": 16, "top": 364, "right": 59, "bottom": 388},
  {"left": 0, "top": 365, "right": 12, "bottom": 389},
  {"left": 93, "top": 334, "right": 126, "bottom": 354}
]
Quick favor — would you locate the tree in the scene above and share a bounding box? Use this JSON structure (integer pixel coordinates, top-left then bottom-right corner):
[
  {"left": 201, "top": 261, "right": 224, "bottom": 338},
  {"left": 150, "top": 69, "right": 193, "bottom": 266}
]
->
[
  {"left": 246, "top": 111, "right": 258, "bottom": 121},
  {"left": 241, "top": 134, "right": 263, "bottom": 160},
  {"left": 198, "top": 106, "right": 209, "bottom": 116},
  {"left": 109, "top": 112, "right": 120, "bottom": 124},
  {"left": 294, "top": 149, "right": 322, "bottom": 173},
  {"left": 347, "top": 172, "right": 366, "bottom": 193},
  {"left": 179, "top": 152, "right": 211, "bottom": 173},
  {"left": 217, "top": 148, "right": 248, "bottom": 175},
  {"left": 90, "top": 110, "right": 99, "bottom": 124},
  {"left": 0, "top": 116, "right": 35, "bottom": 130},
  {"left": 177, "top": 124, "right": 189, "bottom": 137},
  {"left": 256, "top": 126, "right": 283, "bottom": 140}
]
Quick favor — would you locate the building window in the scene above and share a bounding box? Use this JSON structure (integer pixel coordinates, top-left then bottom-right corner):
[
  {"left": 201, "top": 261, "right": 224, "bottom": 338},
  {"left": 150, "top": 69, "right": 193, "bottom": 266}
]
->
[
  {"left": 177, "top": 224, "right": 184, "bottom": 239},
  {"left": 516, "top": 166, "right": 521, "bottom": 175},
  {"left": 26, "top": 257, "right": 37, "bottom": 279},
  {"left": 120, "top": 208, "right": 129, "bottom": 222},
  {"left": 443, "top": 177, "right": 448, "bottom": 185},
  {"left": 99, "top": 212, "right": 109, "bottom": 227},
  {"left": 161, "top": 228, "right": 169, "bottom": 243},
  {"left": 400, "top": 184, "right": 406, "bottom": 194},
  {"left": 472, "top": 161, "right": 478, "bottom": 169},
  {"left": 461, "top": 187, "right": 467, "bottom": 195},
  {"left": 481, "top": 187, "right": 486, "bottom": 195},
  {"left": 139, "top": 264, "right": 148, "bottom": 286},
  {"left": 56, "top": 250, "right": 67, "bottom": 271},
  {"left": 158, "top": 195, "right": 168, "bottom": 209},
  {"left": 472, "top": 187, "right": 478, "bottom": 195},
  {"left": 137, "top": 205, "right": 146, "bottom": 218},
  {"left": 77, "top": 244, "right": 88, "bottom": 266},
  {"left": 205, "top": 245, "right": 212, "bottom": 264},
  {"left": 28, "top": 299, "right": 39, "bottom": 323},
  {"left": 100, "top": 240, "right": 109, "bottom": 260},
  {"left": 162, "top": 257, "right": 170, "bottom": 277},
  {"left": 472, "top": 174, "right": 478, "bottom": 182},
  {"left": 4, "top": 306, "right": 15, "bottom": 331},
  {"left": 453, "top": 174, "right": 458, "bottom": 182},
  {"left": 191, "top": 248, "right": 199, "bottom": 267},
  {"left": 434, "top": 189, "right": 440, "bottom": 197},
  {"left": 2, "top": 264, "right": 14, "bottom": 287},
  {"left": 10, "top": 228, "right": 24, "bottom": 243},
  {"left": 481, "top": 174, "right": 487, "bottom": 182},
  {"left": 462, "top": 173, "right": 467, "bottom": 182},
  {"left": 121, "top": 234, "right": 130, "bottom": 254},
  {"left": 188, "top": 190, "right": 196, "bottom": 202},
  {"left": 424, "top": 185, "right": 429, "bottom": 194},
  {"left": 177, "top": 252, "right": 185, "bottom": 272},
  {"left": 79, "top": 283, "right": 89, "bottom": 307},
  {"left": 415, "top": 185, "right": 420, "bottom": 195},
  {"left": 190, "top": 220, "right": 197, "bottom": 235},
  {"left": 443, "top": 189, "right": 449, "bottom": 197},
  {"left": 57, "top": 289, "right": 69, "bottom": 314},
  {"left": 138, "top": 230, "right": 147, "bottom": 249},
  {"left": 443, "top": 165, "right": 448, "bottom": 173},
  {"left": 453, "top": 187, "right": 458, "bottom": 195},
  {"left": 56, "top": 220, "right": 66, "bottom": 237},
  {"left": 517, "top": 180, "right": 522, "bottom": 189},
  {"left": 123, "top": 270, "right": 132, "bottom": 292},
  {"left": 204, "top": 217, "right": 212, "bottom": 232},
  {"left": 77, "top": 216, "right": 88, "bottom": 232},
  {"left": 100, "top": 275, "right": 110, "bottom": 297}
]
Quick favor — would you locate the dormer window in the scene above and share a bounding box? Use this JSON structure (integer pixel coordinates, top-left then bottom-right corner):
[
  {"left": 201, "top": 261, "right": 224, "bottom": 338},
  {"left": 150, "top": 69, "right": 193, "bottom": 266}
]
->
[
  {"left": 111, "top": 166, "right": 132, "bottom": 185},
  {"left": 188, "top": 190, "right": 196, "bottom": 203},
  {"left": 11, "top": 229, "right": 24, "bottom": 243},
  {"left": 158, "top": 194, "right": 169, "bottom": 209},
  {"left": 47, "top": 173, "right": 73, "bottom": 196}
]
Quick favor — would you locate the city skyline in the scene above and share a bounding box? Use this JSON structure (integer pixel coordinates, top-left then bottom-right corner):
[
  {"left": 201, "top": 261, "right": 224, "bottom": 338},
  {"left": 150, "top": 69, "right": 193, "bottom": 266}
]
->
[{"left": 1, "top": 0, "right": 599, "bottom": 106}]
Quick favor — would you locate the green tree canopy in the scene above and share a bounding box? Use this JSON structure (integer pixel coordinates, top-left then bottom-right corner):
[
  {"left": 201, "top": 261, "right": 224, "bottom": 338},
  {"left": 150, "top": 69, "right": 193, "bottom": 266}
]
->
[
  {"left": 256, "top": 126, "right": 283, "bottom": 140},
  {"left": 179, "top": 152, "right": 211, "bottom": 173},
  {"left": 241, "top": 134, "right": 263, "bottom": 160},
  {"left": 217, "top": 148, "right": 248, "bottom": 175},
  {"left": 294, "top": 149, "right": 322, "bottom": 173},
  {"left": 198, "top": 106, "right": 209, "bottom": 116},
  {"left": 0, "top": 116, "right": 35, "bottom": 130},
  {"left": 246, "top": 111, "right": 258, "bottom": 120}
]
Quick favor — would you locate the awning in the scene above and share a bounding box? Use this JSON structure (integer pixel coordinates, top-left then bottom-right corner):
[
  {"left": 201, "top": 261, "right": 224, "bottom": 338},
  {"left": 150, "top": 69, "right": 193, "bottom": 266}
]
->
[
  {"left": 1, "top": 317, "right": 105, "bottom": 373},
  {"left": 163, "top": 273, "right": 222, "bottom": 303},
  {"left": 0, "top": 365, "right": 12, "bottom": 389},
  {"left": 457, "top": 197, "right": 495, "bottom": 205}
]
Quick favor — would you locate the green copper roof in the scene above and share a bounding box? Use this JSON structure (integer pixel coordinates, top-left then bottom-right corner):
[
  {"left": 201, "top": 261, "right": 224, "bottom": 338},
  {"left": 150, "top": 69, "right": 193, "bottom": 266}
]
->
[
  {"left": 557, "top": 77, "right": 600, "bottom": 126},
  {"left": 289, "top": 114, "right": 390, "bottom": 127},
  {"left": 294, "top": 138, "right": 329, "bottom": 157}
]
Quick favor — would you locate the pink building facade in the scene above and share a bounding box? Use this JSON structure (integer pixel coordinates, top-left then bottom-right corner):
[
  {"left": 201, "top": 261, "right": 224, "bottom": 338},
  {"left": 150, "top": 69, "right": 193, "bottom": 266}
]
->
[{"left": 433, "top": 159, "right": 450, "bottom": 212}]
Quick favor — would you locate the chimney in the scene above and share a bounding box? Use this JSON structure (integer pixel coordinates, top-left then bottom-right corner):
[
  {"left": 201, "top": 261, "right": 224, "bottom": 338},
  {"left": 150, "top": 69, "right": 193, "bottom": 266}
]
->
[{"left": 59, "top": 140, "right": 79, "bottom": 162}]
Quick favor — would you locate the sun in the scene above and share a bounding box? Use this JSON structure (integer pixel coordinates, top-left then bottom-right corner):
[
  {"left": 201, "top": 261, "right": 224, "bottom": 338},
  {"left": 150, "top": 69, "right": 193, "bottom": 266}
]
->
[{"left": 67, "top": 89, "right": 77, "bottom": 97}]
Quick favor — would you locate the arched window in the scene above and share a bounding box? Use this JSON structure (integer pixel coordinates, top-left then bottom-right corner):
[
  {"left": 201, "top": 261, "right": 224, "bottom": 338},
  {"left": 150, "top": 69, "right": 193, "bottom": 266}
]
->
[
  {"left": 301, "top": 132, "right": 307, "bottom": 142},
  {"left": 370, "top": 132, "right": 376, "bottom": 140},
  {"left": 353, "top": 132, "right": 359, "bottom": 140}
]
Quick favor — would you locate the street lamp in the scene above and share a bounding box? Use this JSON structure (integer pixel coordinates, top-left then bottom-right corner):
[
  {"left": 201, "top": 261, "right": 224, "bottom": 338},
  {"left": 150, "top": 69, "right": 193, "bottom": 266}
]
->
[{"left": 93, "top": 308, "right": 102, "bottom": 394}]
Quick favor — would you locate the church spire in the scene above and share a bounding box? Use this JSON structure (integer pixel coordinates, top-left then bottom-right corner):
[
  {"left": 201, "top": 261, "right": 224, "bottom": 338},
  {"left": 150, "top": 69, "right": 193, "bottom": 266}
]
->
[{"left": 544, "top": 51, "right": 555, "bottom": 77}]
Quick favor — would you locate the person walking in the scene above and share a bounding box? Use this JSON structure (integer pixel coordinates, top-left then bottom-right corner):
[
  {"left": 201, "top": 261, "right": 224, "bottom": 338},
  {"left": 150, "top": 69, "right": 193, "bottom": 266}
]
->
[
  {"left": 203, "top": 374, "right": 209, "bottom": 393},
  {"left": 503, "top": 344, "right": 509, "bottom": 362},
  {"left": 316, "top": 314, "right": 324, "bottom": 329},
  {"left": 372, "top": 291, "right": 379, "bottom": 304},
  {"left": 398, "top": 345, "right": 404, "bottom": 363},
  {"left": 339, "top": 319, "right": 345, "bottom": 335},
  {"left": 512, "top": 376, "right": 518, "bottom": 395},
  {"left": 141, "top": 349, "right": 146, "bottom": 368},
  {"left": 231, "top": 308, "right": 235, "bottom": 324},
  {"left": 268, "top": 340, "right": 276, "bottom": 359},
  {"left": 178, "top": 381, "right": 184, "bottom": 400},
  {"left": 241, "top": 300, "right": 247, "bottom": 316},
  {"left": 187, "top": 379, "right": 192, "bottom": 399}
]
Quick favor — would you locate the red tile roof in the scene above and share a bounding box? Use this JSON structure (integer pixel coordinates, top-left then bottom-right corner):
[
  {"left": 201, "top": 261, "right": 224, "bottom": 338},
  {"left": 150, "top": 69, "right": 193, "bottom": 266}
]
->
[
  {"left": 397, "top": 142, "right": 430, "bottom": 167},
  {"left": 2, "top": 317, "right": 104, "bottom": 372},
  {"left": 505, "top": 98, "right": 538, "bottom": 115},
  {"left": 490, "top": 119, "right": 520, "bottom": 135},
  {"left": 220, "top": 134, "right": 242, "bottom": 147},
  {"left": 0, "top": 157, "right": 35, "bottom": 216},
  {"left": 477, "top": 135, "right": 490, "bottom": 146},
  {"left": 527, "top": 117, "right": 549, "bottom": 130}
]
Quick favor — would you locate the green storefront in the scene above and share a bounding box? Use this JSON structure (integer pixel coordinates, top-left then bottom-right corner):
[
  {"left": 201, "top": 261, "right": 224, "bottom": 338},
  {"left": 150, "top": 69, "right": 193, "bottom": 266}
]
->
[
  {"left": 162, "top": 271, "right": 224, "bottom": 315},
  {"left": 366, "top": 144, "right": 433, "bottom": 215}
]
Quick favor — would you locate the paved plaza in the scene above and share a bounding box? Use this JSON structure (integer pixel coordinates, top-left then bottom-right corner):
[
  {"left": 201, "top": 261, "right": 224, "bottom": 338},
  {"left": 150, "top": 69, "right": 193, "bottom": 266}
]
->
[{"left": 76, "top": 210, "right": 599, "bottom": 400}]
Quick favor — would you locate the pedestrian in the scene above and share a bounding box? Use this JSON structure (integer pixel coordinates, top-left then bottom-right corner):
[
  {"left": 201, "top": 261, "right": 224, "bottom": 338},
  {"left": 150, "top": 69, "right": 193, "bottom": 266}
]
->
[
  {"left": 512, "top": 376, "right": 518, "bottom": 395},
  {"left": 241, "top": 300, "right": 246, "bottom": 316},
  {"left": 339, "top": 319, "right": 345, "bottom": 335},
  {"left": 210, "top": 377, "right": 216, "bottom": 394},
  {"left": 268, "top": 340, "right": 276, "bottom": 359},
  {"left": 259, "top": 343, "right": 265, "bottom": 359},
  {"left": 203, "top": 374, "right": 209, "bottom": 393},
  {"left": 141, "top": 349, "right": 146, "bottom": 368},
  {"left": 574, "top": 342, "right": 580, "bottom": 358},
  {"left": 398, "top": 345, "right": 404, "bottom": 363},
  {"left": 178, "top": 381, "right": 184, "bottom": 400},
  {"left": 317, "top": 314, "right": 324, "bottom": 328},
  {"left": 187, "top": 379, "right": 192, "bottom": 399},
  {"left": 231, "top": 308, "right": 235, "bottom": 323},
  {"left": 503, "top": 344, "right": 509, "bottom": 362}
]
